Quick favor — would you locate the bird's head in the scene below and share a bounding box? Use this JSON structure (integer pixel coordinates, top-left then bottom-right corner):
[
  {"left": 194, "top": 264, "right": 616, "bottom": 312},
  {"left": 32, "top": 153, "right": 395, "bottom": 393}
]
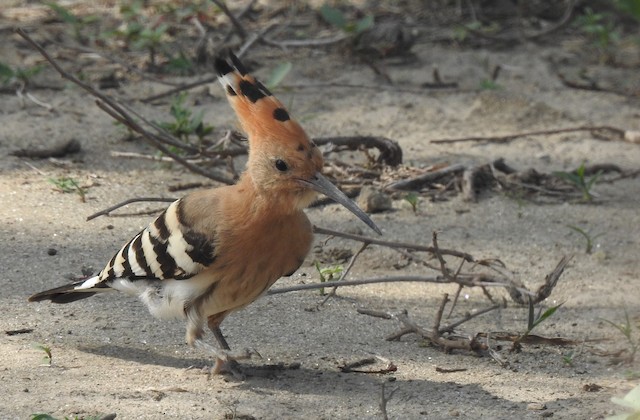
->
[{"left": 215, "top": 54, "right": 381, "bottom": 235}]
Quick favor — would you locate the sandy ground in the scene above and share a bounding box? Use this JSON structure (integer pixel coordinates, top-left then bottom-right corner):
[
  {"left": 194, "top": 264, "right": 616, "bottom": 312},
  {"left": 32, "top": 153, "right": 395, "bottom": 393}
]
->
[{"left": 1, "top": 3, "right": 640, "bottom": 419}]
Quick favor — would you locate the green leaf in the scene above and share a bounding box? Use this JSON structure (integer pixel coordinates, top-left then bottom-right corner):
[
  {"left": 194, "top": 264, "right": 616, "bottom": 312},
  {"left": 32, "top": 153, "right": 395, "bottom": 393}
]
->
[
  {"left": 166, "top": 52, "right": 193, "bottom": 76},
  {"left": 615, "top": 0, "right": 640, "bottom": 21},
  {"left": 31, "top": 415, "right": 59, "bottom": 420},
  {"left": 265, "top": 62, "right": 292, "bottom": 89},
  {"left": 14, "top": 64, "right": 43, "bottom": 82},
  {"left": 567, "top": 224, "right": 589, "bottom": 238},
  {"left": 531, "top": 302, "right": 564, "bottom": 330},
  {"left": 601, "top": 318, "right": 631, "bottom": 338},
  {"left": 553, "top": 171, "right": 582, "bottom": 186},
  {"left": 479, "top": 79, "right": 499, "bottom": 90},
  {"left": 320, "top": 4, "right": 347, "bottom": 29},
  {"left": 314, "top": 261, "right": 326, "bottom": 283},
  {"left": 45, "top": 2, "right": 79, "bottom": 24},
  {"left": 586, "top": 170, "right": 603, "bottom": 190},
  {"left": 0, "top": 62, "right": 15, "bottom": 83},
  {"left": 354, "top": 15, "right": 374, "bottom": 34}
]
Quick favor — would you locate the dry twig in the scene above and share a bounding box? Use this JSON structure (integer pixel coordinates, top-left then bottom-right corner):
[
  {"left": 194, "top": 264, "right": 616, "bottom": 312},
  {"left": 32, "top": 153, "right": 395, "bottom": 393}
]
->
[
  {"left": 86, "top": 197, "right": 176, "bottom": 221},
  {"left": 430, "top": 126, "right": 626, "bottom": 144},
  {"left": 17, "top": 28, "right": 234, "bottom": 185},
  {"left": 379, "top": 382, "right": 398, "bottom": 420}
]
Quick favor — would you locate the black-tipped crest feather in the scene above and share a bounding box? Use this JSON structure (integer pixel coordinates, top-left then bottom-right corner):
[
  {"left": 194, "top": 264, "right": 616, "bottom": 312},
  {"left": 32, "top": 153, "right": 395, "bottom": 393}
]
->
[
  {"left": 229, "top": 52, "right": 248, "bottom": 75},
  {"left": 214, "top": 56, "right": 234, "bottom": 76}
]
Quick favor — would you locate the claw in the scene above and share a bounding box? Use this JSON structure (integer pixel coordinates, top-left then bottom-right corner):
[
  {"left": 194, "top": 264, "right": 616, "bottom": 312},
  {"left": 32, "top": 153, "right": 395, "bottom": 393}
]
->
[{"left": 195, "top": 339, "right": 261, "bottom": 379}]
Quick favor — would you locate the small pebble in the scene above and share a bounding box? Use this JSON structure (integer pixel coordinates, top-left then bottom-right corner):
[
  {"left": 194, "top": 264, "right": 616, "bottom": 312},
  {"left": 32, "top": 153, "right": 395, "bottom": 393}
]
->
[
  {"left": 527, "top": 402, "right": 547, "bottom": 411},
  {"left": 47, "top": 248, "right": 57, "bottom": 256},
  {"left": 624, "top": 130, "right": 640, "bottom": 144},
  {"left": 356, "top": 186, "right": 392, "bottom": 213}
]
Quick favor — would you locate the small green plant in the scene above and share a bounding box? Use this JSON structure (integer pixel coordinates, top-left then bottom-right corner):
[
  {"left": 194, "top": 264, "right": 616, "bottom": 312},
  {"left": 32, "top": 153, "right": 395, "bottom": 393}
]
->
[
  {"left": 0, "top": 62, "right": 43, "bottom": 87},
  {"left": 614, "top": 0, "right": 640, "bottom": 21},
  {"left": 133, "top": 23, "right": 169, "bottom": 68},
  {"left": 452, "top": 23, "right": 474, "bottom": 43},
  {"left": 45, "top": 1, "right": 98, "bottom": 44},
  {"left": 512, "top": 301, "right": 564, "bottom": 351},
  {"left": 575, "top": 8, "right": 620, "bottom": 53},
  {"left": 159, "top": 93, "right": 213, "bottom": 143},
  {"left": 479, "top": 79, "right": 500, "bottom": 90},
  {"left": 601, "top": 309, "right": 638, "bottom": 363},
  {"left": 101, "top": 0, "right": 173, "bottom": 69},
  {"left": 607, "top": 383, "right": 640, "bottom": 420},
  {"left": 403, "top": 192, "right": 418, "bottom": 214},
  {"left": 625, "top": 371, "right": 640, "bottom": 380},
  {"left": 562, "top": 350, "right": 576, "bottom": 367},
  {"left": 319, "top": 4, "right": 374, "bottom": 35},
  {"left": 554, "top": 162, "right": 602, "bottom": 202},
  {"left": 165, "top": 51, "right": 194, "bottom": 76},
  {"left": 32, "top": 342, "right": 52, "bottom": 366},
  {"left": 31, "top": 414, "right": 58, "bottom": 420},
  {"left": 453, "top": 21, "right": 500, "bottom": 43},
  {"left": 314, "top": 261, "right": 343, "bottom": 295},
  {"left": 48, "top": 177, "right": 88, "bottom": 202},
  {"left": 567, "top": 225, "right": 604, "bottom": 254}
]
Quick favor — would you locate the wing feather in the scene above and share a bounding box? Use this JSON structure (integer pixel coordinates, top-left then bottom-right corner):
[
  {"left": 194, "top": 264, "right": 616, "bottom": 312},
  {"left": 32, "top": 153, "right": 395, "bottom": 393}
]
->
[{"left": 97, "top": 200, "right": 216, "bottom": 285}]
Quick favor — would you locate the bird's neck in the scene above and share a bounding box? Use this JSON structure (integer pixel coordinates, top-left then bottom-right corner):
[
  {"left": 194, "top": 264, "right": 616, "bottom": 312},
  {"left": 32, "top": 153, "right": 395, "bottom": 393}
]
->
[{"left": 235, "top": 173, "right": 303, "bottom": 219}]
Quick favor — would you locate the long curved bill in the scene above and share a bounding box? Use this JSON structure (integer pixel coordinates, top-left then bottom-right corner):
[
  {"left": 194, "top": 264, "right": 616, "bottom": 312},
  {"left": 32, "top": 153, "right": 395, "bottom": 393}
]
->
[{"left": 299, "top": 172, "right": 382, "bottom": 235}]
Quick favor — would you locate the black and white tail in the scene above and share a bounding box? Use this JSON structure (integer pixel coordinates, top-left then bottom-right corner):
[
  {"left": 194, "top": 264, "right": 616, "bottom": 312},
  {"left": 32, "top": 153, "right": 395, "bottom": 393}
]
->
[
  {"left": 29, "top": 198, "right": 217, "bottom": 305},
  {"left": 28, "top": 276, "right": 107, "bottom": 304}
]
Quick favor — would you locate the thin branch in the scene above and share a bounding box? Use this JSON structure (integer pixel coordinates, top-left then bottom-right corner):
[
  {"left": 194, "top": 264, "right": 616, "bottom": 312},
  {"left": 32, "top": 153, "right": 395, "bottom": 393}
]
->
[
  {"left": 52, "top": 40, "right": 182, "bottom": 87},
  {"left": 314, "top": 136, "right": 403, "bottom": 167},
  {"left": 111, "top": 151, "right": 203, "bottom": 164},
  {"left": 86, "top": 197, "right": 176, "bottom": 221},
  {"left": 379, "top": 382, "right": 398, "bottom": 420},
  {"left": 465, "top": 0, "right": 576, "bottom": 44},
  {"left": 237, "top": 23, "right": 277, "bottom": 58},
  {"left": 141, "top": 76, "right": 217, "bottom": 103},
  {"left": 16, "top": 28, "right": 234, "bottom": 185},
  {"left": 432, "top": 293, "right": 450, "bottom": 338},
  {"left": 313, "top": 226, "right": 476, "bottom": 262},
  {"left": 386, "top": 163, "right": 465, "bottom": 191},
  {"left": 357, "top": 308, "right": 394, "bottom": 319},
  {"left": 430, "top": 126, "right": 626, "bottom": 144},
  {"left": 210, "top": 0, "right": 248, "bottom": 40},
  {"left": 267, "top": 275, "right": 530, "bottom": 295},
  {"left": 262, "top": 33, "right": 351, "bottom": 48},
  {"left": 439, "top": 304, "right": 503, "bottom": 334},
  {"left": 94, "top": 100, "right": 233, "bottom": 184}
]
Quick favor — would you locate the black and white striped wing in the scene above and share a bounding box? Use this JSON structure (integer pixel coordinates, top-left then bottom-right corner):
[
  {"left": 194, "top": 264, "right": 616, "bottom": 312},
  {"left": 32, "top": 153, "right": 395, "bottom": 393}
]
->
[{"left": 97, "top": 200, "right": 216, "bottom": 285}]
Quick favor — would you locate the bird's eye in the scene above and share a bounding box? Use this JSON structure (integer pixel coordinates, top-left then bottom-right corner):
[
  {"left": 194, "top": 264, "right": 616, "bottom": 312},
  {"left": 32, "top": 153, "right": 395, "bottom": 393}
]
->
[{"left": 275, "top": 159, "right": 288, "bottom": 172}]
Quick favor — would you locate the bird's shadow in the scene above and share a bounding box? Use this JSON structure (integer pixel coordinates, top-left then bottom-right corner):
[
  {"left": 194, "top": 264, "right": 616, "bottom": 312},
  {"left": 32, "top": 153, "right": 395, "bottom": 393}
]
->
[
  {"left": 76, "top": 343, "right": 590, "bottom": 416},
  {"left": 78, "top": 344, "right": 207, "bottom": 370}
]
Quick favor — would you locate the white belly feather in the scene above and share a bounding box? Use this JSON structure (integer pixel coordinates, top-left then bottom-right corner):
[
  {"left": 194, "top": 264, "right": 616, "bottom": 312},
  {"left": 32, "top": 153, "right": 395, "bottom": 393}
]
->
[{"left": 110, "top": 273, "right": 214, "bottom": 320}]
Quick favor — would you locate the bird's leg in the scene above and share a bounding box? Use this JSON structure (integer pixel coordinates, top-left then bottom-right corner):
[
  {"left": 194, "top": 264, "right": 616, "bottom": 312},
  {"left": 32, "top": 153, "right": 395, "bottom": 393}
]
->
[{"left": 193, "top": 315, "right": 260, "bottom": 378}]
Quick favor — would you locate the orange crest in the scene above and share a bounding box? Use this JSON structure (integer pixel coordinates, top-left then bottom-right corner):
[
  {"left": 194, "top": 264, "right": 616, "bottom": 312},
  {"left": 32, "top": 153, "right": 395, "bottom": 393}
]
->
[{"left": 214, "top": 54, "right": 311, "bottom": 150}]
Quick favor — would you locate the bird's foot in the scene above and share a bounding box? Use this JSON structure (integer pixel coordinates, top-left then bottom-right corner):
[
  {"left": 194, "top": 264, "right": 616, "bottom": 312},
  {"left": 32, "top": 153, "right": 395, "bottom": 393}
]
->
[
  {"left": 194, "top": 339, "right": 261, "bottom": 379},
  {"left": 211, "top": 358, "right": 245, "bottom": 380}
]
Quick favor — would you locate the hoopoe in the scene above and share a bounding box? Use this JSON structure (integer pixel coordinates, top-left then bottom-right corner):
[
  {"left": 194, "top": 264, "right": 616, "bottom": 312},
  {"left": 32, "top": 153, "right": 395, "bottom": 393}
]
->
[{"left": 29, "top": 53, "right": 381, "bottom": 376}]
